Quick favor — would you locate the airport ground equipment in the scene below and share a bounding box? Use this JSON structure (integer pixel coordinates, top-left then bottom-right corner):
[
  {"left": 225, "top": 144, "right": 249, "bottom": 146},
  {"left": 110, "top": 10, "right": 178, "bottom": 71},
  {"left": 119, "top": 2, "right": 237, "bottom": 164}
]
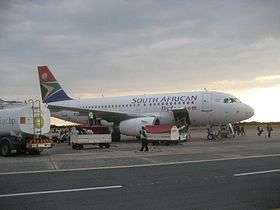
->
[
  {"left": 0, "top": 100, "right": 53, "bottom": 156},
  {"left": 70, "top": 125, "right": 111, "bottom": 150},
  {"left": 206, "top": 128, "right": 221, "bottom": 141},
  {"left": 206, "top": 124, "right": 235, "bottom": 140},
  {"left": 220, "top": 123, "right": 235, "bottom": 138},
  {"left": 145, "top": 124, "right": 188, "bottom": 145}
]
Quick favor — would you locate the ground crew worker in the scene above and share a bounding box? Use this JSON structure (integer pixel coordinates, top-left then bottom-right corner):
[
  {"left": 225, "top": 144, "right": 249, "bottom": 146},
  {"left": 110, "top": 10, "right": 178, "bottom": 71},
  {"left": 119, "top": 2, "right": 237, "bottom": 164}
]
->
[
  {"left": 88, "top": 111, "right": 95, "bottom": 126},
  {"left": 139, "top": 126, "right": 149, "bottom": 151},
  {"left": 266, "top": 123, "right": 273, "bottom": 138}
]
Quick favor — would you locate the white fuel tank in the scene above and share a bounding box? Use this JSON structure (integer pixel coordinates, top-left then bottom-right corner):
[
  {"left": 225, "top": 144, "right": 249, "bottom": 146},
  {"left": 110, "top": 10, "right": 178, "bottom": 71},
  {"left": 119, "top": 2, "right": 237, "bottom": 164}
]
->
[{"left": 0, "top": 102, "right": 50, "bottom": 136}]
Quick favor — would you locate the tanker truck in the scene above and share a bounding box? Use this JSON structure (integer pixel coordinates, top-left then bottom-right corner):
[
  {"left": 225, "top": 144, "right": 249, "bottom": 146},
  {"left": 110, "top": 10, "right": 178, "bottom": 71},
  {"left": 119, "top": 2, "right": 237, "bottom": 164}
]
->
[{"left": 0, "top": 99, "right": 53, "bottom": 156}]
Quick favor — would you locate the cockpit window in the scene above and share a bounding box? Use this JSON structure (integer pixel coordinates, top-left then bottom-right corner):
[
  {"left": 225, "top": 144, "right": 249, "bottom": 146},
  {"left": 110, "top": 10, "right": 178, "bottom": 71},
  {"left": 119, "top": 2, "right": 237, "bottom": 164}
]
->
[{"left": 224, "top": 98, "right": 241, "bottom": 103}]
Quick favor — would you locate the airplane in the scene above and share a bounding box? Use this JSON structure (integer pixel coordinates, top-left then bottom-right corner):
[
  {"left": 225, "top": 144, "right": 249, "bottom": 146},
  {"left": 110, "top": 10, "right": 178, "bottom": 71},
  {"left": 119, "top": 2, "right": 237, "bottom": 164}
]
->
[{"left": 37, "top": 65, "right": 254, "bottom": 141}]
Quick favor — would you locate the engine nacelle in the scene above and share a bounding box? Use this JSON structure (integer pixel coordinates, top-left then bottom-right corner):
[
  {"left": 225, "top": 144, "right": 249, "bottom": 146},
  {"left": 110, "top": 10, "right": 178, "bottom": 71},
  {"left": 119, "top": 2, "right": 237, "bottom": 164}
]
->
[{"left": 119, "top": 117, "right": 160, "bottom": 136}]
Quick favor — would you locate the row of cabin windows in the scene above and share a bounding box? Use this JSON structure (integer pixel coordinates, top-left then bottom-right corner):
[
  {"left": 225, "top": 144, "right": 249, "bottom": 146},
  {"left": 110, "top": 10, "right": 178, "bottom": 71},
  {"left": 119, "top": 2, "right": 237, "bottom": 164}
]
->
[{"left": 81, "top": 101, "right": 194, "bottom": 109}]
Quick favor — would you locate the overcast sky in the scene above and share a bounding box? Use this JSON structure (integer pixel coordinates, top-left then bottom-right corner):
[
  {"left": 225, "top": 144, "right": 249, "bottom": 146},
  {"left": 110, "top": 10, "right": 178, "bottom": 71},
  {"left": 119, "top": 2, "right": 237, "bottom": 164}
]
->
[{"left": 1, "top": 0, "right": 280, "bottom": 122}]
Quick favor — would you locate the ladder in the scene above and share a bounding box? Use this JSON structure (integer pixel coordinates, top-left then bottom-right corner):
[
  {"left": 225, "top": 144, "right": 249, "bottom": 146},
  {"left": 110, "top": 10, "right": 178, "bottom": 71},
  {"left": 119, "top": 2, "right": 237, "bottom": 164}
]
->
[{"left": 28, "top": 99, "right": 43, "bottom": 140}]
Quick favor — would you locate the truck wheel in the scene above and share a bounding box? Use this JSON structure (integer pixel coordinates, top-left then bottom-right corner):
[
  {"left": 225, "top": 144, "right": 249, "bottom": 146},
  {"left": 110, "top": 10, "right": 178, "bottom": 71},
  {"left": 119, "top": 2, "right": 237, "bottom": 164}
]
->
[
  {"left": 207, "top": 134, "right": 214, "bottom": 141},
  {"left": 78, "top": 144, "right": 84, "bottom": 150},
  {"left": 99, "top": 143, "right": 104, "bottom": 148},
  {"left": 105, "top": 143, "right": 110, "bottom": 148},
  {"left": 0, "top": 141, "right": 11, "bottom": 156}
]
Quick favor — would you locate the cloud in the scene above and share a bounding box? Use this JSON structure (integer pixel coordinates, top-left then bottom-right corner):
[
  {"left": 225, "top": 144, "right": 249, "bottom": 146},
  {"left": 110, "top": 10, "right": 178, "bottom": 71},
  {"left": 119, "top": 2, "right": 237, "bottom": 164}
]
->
[
  {"left": 1, "top": 0, "right": 280, "bottom": 102},
  {"left": 207, "top": 72, "right": 280, "bottom": 95},
  {"left": 255, "top": 75, "right": 280, "bottom": 81}
]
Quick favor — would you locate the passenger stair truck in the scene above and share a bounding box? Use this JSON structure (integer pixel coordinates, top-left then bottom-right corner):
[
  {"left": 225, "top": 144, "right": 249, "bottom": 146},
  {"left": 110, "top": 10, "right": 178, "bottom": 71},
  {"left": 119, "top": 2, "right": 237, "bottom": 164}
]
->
[
  {"left": 145, "top": 124, "right": 188, "bottom": 145},
  {"left": 0, "top": 100, "right": 53, "bottom": 156},
  {"left": 70, "top": 125, "right": 111, "bottom": 150}
]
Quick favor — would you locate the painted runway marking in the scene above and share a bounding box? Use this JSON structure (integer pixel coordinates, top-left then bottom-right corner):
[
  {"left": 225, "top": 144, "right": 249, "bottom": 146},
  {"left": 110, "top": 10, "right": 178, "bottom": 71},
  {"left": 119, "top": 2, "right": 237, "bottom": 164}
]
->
[
  {"left": 234, "top": 169, "right": 280, "bottom": 177},
  {"left": 0, "top": 185, "right": 122, "bottom": 198},
  {"left": 1, "top": 153, "right": 280, "bottom": 176}
]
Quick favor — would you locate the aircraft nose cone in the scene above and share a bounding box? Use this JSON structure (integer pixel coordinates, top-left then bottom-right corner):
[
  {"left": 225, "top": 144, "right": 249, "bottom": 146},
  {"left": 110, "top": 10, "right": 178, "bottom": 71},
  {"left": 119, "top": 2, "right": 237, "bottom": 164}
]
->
[{"left": 245, "top": 105, "right": 254, "bottom": 119}]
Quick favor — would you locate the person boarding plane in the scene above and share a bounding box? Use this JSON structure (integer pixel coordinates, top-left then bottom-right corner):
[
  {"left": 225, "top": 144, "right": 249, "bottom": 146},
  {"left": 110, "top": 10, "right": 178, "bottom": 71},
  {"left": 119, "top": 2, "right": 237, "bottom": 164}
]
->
[{"left": 37, "top": 66, "right": 254, "bottom": 141}]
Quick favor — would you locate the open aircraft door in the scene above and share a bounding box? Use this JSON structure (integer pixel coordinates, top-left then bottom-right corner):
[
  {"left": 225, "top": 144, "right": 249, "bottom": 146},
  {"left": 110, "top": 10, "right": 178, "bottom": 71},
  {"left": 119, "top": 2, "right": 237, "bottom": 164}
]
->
[{"left": 202, "top": 93, "right": 212, "bottom": 112}]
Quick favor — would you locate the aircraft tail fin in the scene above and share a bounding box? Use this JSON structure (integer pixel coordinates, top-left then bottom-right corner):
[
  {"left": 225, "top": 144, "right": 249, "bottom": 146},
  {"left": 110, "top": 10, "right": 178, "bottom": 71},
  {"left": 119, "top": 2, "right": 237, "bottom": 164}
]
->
[{"left": 38, "top": 66, "right": 72, "bottom": 103}]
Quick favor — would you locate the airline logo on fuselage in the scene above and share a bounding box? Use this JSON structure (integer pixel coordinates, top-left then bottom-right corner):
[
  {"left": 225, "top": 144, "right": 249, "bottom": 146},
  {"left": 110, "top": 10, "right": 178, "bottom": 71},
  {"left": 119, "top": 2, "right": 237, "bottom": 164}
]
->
[{"left": 131, "top": 95, "right": 198, "bottom": 104}]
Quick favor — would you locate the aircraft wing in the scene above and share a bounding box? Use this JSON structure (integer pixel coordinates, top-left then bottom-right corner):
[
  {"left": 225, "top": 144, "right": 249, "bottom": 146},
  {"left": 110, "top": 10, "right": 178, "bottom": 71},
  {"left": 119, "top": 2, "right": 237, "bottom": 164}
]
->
[{"left": 47, "top": 104, "right": 140, "bottom": 122}]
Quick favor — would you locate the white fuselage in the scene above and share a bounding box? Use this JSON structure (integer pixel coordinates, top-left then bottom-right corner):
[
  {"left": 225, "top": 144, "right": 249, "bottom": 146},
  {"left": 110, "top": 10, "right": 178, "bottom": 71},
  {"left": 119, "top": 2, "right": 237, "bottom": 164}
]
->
[{"left": 49, "top": 91, "right": 254, "bottom": 126}]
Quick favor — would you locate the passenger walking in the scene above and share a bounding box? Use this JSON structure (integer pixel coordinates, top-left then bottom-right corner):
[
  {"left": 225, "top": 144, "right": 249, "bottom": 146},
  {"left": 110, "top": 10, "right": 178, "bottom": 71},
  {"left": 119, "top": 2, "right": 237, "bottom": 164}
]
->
[
  {"left": 236, "top": 124, "right": 241, "bottom": 135},
  {"left": 139, "top": 126, "right": 149, "bottom": 151},
  {"left": 240, "top": 125, "right": 245, "bottom": 136},
  {"left": 257, "top": 125, "right": 263, "bottom": 136},
  {"left": 266, "top": 123, "right": 273, "bottom": 138}
]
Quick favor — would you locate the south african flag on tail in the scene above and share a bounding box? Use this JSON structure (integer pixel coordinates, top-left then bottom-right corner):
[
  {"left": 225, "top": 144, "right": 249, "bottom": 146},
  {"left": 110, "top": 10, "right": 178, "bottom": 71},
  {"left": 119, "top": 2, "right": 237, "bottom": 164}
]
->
[{"left": 38, "top": 66, "right": 72, "bottom": 103}]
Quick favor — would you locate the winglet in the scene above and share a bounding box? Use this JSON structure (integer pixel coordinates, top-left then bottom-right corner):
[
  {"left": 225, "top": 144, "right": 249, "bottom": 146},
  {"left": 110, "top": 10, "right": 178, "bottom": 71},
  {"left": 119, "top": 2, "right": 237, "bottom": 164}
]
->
[{"left": 38, "top": 66, "right": 72, "bottom": 103}]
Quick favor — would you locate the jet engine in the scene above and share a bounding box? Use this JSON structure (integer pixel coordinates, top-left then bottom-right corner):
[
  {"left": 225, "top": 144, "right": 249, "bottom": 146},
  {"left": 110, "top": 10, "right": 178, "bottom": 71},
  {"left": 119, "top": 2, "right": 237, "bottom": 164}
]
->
[{"left": 119, "top": 117, "right": 160, "bottom": 136}]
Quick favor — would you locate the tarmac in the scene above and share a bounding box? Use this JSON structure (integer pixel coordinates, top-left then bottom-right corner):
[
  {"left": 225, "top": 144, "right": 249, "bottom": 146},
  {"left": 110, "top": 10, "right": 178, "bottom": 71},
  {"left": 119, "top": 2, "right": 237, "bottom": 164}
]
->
[
  {"left": 0, "top": 127, "right": 280, "bottom": 210},
  {"left": 0, "top": 127, "right": 279, "bottom": 174}
]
